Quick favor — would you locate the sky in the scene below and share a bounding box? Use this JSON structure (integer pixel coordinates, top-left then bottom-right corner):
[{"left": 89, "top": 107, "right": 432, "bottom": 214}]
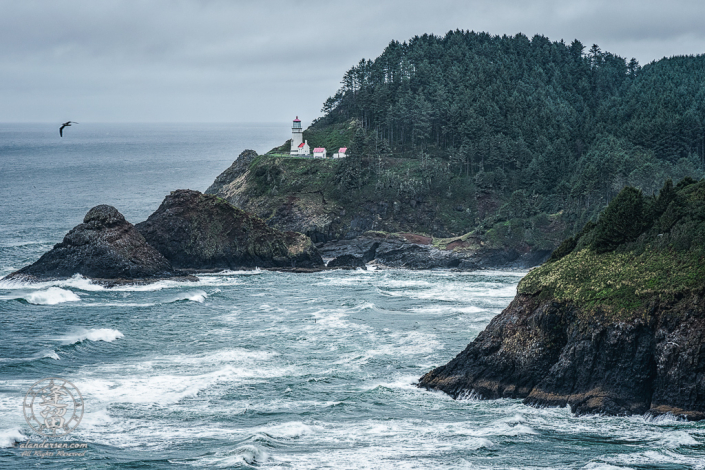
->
[{"left": 1, "top": 0, "right": 704, "bottom": 124}]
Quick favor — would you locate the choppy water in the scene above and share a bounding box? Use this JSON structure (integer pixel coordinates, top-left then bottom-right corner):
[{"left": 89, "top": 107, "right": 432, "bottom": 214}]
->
[{"left": 1, "top": 124, "right": 704, "bottom": 469}]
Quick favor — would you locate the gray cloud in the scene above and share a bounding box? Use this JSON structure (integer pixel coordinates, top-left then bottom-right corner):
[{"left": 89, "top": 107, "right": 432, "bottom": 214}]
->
[{"left": 1, "top": 0, "right": 703, "bottom": 123}]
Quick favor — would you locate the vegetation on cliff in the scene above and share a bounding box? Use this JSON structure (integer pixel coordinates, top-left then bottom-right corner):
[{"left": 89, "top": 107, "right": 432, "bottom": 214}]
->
[{"left": 520, "top": 178, "right": 705, "bottom": 314}]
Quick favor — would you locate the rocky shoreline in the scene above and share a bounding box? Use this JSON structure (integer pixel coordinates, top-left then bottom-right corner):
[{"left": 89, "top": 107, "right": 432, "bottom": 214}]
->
[
  {"left": 318, "top": 232, "right": 550, "bottom": 270},
  {"left": 419, "top": 292, "right": 705, "bottom": 420}
]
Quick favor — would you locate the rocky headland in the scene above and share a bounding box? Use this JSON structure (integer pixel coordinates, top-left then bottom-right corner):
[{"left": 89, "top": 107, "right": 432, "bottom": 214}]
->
[
  {"left": 420, "top": 178, "right": 705, "bottom": 420},
  {"left": 6, "top": 205, "right": 186, "bottom": 283},
  {"left": 206, "top": 150, "right": 555, "bottom": 270},
  {"left": 135, "top": 189, "right": 323, "bottom": 270}
]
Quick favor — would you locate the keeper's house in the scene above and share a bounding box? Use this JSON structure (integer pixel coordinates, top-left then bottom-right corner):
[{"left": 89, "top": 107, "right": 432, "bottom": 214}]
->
[
  {"left": 333, "top": 147, "right": 347, "bottom": 158},
  {"left": 313, "top": 147, "right": 327, "bottom": 159}
]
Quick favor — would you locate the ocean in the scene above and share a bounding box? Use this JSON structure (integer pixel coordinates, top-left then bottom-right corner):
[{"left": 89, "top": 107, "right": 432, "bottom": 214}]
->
[{"left": 1, "top": 123, "right": 703, "bottom": 469}]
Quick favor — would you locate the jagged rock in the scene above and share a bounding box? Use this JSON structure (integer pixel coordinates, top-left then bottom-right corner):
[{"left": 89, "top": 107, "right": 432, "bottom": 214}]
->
[
  {"left": 7, "top": 205, "right": 181, "bottom": 281},
  {"left": 136, "top": 190, "right": 323, "bottom": 270},
  {"left": 327, "top": 242, "right": 379, "bottom": 268},
  {"left": 327, "top": 254, "right": 365, "bottom": 268},
  {"left": 419, "top": 293, "right": 705, "bottom": 420},
  {"left": 205, "top": 149, "right": 259, "bottom": 195}
]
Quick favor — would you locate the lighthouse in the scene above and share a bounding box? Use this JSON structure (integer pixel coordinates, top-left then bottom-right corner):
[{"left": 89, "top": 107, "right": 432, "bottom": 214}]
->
[{"left": 290, "top": 116, "right": 309, "bottom": 156}]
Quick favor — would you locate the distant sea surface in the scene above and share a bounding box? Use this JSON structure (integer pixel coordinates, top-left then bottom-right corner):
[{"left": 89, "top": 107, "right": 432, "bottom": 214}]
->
[{"left": 1, "top": 124, "right": 703, "bottom": 469}]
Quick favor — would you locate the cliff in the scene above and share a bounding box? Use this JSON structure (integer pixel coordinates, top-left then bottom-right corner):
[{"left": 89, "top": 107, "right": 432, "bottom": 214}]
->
[
  {"left": 419, "top": 178, "right": 705, "bottom": 419},
  {"left": 205, "top": 150, "right": 561, "bottom": 267}
]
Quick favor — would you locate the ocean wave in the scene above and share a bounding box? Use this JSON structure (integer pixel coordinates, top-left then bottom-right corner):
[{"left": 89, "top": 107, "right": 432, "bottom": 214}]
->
[
  {"left": 0, "top": 287, "right": 81, "bottom": 305},
  {"left": 658, "top": 430, "right": 699, "bottom": 448},
  {"left": 0, "top": 274, "right": 104, "bottom": 291},
  {"left": 582, "top": 464, "right": 635, "bottom": 470},
  {"left": 168, "top": 290, "right": 207, "bottom": 303},
  {"left": 58, "top": 328, "right": 124, "bottom": 345},
  {"left": 206, "top": 444, "right": 268, "bottom": 467},
  {"left": 0, "top": 428, "right": 26, "bottom": 448},
  {"left": 0, "top": 349, "right": 61, "bottom": 364},
  {"left": 260, "top": 421, "right": 318, "bottom": 439}
]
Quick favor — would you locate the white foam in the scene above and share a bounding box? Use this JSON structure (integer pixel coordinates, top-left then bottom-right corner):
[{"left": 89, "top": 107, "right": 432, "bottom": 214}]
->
[
  {"left": 59, "top": 328, "right": 124, "bottom": 344},
  {"left": 43, "top": 350, "right": 61, "bottom": 360},
  {"left": 261, "top": 421, "right": 317, "bottom": 439},
  {"left": 0, "top": 427, "right": 26, "bottom": 448},
  {"left": 582, "top": 464, "right": 634, "bottom": 470},
  {"left": 203, "top": 444, "right": 268, "bottom": 467},
  {"left": 411, "top": 305, "right": 485, "bottom": 315},
  {"left": 24, "top": 287, "right": 80, "bottom": 305},
  {"left": 171, "top": 290, "right": 208, "bottom": 303},
  {"left": 0, "top": 274, "right": 105, "bottom": 292},
  {"left": 659, "top": 430, "right": 699, "bottom": 448}
]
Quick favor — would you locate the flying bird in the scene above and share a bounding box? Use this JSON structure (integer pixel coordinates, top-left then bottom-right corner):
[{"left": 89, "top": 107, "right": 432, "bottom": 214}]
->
[{"left": 59, "top": 121, "right": 78, "bottom": 137}]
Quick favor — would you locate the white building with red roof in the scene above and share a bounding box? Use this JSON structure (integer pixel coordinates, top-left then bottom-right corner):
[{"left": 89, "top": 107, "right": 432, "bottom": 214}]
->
[
  {"left": 313, "top": 147, "right": 327, "bottom": 158},
  {"left": 333, "top": 147, "right": 348, "bottom": 158}
]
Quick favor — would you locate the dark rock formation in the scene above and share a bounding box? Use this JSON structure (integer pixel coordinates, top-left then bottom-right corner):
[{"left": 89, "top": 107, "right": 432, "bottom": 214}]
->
[
  {"left": 419, "top": 293, "right": 705, "bottom": 420},
  {"left": 7, "top": 205, "right": 181, "bottom": 281},
  {"left": 205, "top": 149, "right": 259, "bottom": 195},
  {"left": 136, "top": 190, "right": 323, "bottom": 270},
  {"left": 319, "top": 233, "right": 548, "bottom": 270},
  {"left": 326, "top": 242, "right": 379, "bottom": 268}
]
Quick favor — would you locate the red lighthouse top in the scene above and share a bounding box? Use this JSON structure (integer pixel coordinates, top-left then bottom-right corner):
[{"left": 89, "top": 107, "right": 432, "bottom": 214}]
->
[{"left": 293, "top": 116, "right": 301, "bottom": 122}]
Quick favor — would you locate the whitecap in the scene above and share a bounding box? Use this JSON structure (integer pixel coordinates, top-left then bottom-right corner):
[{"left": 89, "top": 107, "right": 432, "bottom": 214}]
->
[
  {"left": 43, "top": 350, "right": 60, "bottom": 360},
  {"left": 659, "top": 430, "right": 699, "bottom": 448},
  {"left": 208, "top": 444, "right": 268, "bottom": 467},
  {"left": 21, "top": 287, "right": 80, "bottom": 305},
  {"left": 0, "top": 274, "right": 104, "bottom": 292},
  {"left": 58, "top": 328, "right": 124, "bottom": 345},
  {"left": 582, "top": 463, "right": 634, "bottom": 470},
  {"left": 0, "top": 428, "right": 26, "bottom": 448},
  {"left": 261, "top": 421, "right": 316, "bottom": 439}
]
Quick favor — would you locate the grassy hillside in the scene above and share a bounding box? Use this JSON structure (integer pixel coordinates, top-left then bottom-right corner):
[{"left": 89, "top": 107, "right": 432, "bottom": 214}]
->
[{"left": 519, "top": 178, "right": 705, "bottom": 316}]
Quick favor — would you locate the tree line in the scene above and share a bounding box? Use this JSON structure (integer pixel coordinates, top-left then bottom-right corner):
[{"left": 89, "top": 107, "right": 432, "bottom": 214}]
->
[{"left": 312, "top": 30, "right": 705, "bottom": 215}]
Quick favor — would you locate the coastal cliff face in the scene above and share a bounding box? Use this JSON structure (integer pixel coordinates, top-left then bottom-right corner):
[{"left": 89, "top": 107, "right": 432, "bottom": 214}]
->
[
  {"left": 7, "top": 205, "right": 180, "bottom": 281},
  {"left": 206, "top": 150, "right": 562, "bottom": 267},
  {"left": 136, "top": 189, "right": 323, "bottom": 270},
  {"left": 420, "top": 178, "right": 705, "bottom": 419},
  {"left": 420, "top": 293, "right": 705, "bottom": 419}
]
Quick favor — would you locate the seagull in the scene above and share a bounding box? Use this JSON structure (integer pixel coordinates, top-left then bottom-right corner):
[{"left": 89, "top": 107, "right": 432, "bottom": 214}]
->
[{"left": 59, "top": 121, "right": 78, "bottom": 137}]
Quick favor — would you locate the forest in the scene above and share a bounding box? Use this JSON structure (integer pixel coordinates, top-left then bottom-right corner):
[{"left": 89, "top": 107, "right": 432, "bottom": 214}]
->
[{"left": 302, "top": 31, "right": 705, "bottom": 225}]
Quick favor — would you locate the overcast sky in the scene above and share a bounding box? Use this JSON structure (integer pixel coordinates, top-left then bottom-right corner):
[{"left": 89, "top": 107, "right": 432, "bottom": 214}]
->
[{"left": 1, "top": 0, "right": 704, "bottom": 124}]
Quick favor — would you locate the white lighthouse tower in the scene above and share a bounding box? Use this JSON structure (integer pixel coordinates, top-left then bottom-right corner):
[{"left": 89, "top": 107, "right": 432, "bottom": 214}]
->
[{"left": 290, "top": 116, "right": 309, "bottom": 156}]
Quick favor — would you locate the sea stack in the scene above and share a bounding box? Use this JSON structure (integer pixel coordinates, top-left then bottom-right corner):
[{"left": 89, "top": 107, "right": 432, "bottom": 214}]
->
[
  {"left": 420, "top": 179, "right": 705, "bottom": 420},
  {"left": 7, "top": 205, "right": 182, "bottom": 281},
  {"left": 135, "top": 189, "right": 323, "bottom": 270}
]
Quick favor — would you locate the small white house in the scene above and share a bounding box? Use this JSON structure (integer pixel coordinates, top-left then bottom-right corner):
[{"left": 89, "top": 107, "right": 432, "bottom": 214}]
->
[
  {"left": 333, "top": 147, "right": 347, "bottom": 158},
  {"left": 313, "top": 147, "right": 327, "bottom": 159},
  {"left": 294, "top": 140, "right": 310, "bottom": 156}
]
